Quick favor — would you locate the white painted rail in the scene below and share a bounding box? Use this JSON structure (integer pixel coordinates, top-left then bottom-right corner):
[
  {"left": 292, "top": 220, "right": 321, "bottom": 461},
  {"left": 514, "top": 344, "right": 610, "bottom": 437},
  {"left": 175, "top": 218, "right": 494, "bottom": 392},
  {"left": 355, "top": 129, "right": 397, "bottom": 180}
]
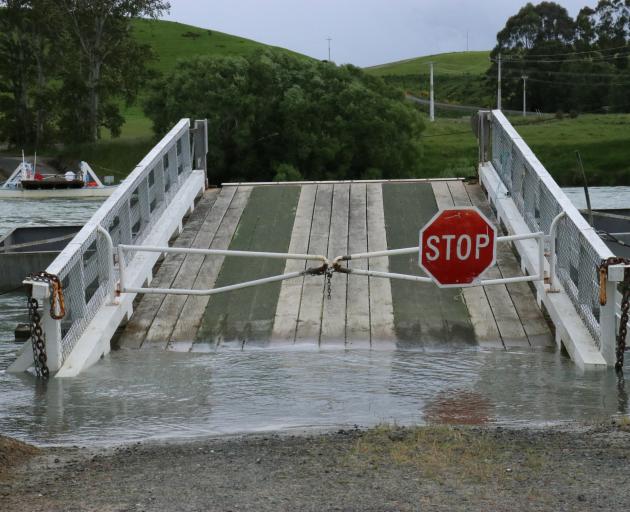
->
[
  {"left": 479, "top": 110, "right": 616, "bottom": 367},
  {"left": 9, "top": 119, "right": 207, "bottom": 376}
]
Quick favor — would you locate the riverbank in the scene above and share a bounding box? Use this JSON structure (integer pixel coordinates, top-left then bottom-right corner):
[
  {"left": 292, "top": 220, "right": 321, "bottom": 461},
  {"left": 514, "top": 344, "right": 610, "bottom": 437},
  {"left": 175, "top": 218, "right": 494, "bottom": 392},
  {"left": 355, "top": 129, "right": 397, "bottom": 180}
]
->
[{"left": 2, "top": 423, "right": 630, "bottom": 511}]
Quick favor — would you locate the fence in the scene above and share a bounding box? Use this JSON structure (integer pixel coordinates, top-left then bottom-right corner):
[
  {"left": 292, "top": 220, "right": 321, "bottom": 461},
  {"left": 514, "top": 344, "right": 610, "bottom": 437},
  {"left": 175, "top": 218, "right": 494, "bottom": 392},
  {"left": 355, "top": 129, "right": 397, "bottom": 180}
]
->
[
  {"left": 486, "top": 110, "right": 614, "bottom": 350},
  {"left": 45, "top": 119, "right": 197, "bottom": 367}
]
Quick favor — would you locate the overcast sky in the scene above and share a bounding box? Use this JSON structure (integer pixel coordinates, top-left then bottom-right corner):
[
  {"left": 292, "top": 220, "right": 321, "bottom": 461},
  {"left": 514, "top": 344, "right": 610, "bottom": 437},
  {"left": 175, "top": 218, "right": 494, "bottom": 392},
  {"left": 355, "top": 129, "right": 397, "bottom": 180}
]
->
[{"left": 166, "top": 0, "right": 594, "bottom": 67}]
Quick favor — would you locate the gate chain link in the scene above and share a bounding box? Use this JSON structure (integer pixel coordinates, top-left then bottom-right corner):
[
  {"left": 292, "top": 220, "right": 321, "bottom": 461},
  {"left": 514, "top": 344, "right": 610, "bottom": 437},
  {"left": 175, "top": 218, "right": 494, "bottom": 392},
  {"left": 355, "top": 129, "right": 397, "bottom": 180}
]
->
[
  {"left": 599, "top": 257, "right": 630, "bottom": 372},
  {"left": 29, "top": 271, "right": 66, "bottom": 320},
  {"left": 326, "top": 267, "right": 333, "bottom": 300},
  {"left": 28, "top": 297, "right": 49, "bottom": 379},
  {"left": 26, "top": 271, "right": 66, "bottom": 379}
]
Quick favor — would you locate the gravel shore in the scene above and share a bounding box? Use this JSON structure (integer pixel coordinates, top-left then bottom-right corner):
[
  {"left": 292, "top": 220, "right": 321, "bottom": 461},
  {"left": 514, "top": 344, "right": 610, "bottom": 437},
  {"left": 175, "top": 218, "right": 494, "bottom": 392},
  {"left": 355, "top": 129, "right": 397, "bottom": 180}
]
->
[{"left": 2, "top": 423, "right": 630, "bottom": 511}]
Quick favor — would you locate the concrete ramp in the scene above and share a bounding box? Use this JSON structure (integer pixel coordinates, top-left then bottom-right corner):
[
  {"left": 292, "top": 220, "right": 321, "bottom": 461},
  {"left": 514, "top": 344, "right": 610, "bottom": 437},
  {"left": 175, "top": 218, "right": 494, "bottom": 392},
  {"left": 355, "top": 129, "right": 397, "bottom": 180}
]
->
[{"left": 117, "top": 180, "right": 553, "bottom": 352}]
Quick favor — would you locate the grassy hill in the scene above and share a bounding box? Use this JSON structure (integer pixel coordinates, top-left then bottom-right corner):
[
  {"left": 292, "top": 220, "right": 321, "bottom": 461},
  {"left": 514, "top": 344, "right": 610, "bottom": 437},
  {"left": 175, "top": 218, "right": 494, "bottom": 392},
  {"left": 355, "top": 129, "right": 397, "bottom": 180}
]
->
[
  {"left": 365, "top": 51, "right": 493, "bottom": 110},
  {"left": 132, "top": 19, "right": 307, "bottom": 75},
  {"left": 365, "top": 51, "right": 491, "bottom": 77}
]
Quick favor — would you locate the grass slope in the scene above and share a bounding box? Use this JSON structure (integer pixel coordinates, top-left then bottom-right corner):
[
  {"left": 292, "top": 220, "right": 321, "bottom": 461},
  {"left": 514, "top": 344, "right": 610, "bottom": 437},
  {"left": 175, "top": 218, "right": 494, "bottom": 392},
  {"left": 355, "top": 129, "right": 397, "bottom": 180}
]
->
[
  {"left": 420, "top": 113, "right": 630, "bottom": 186},
  {"left": 365, "top": 51, "right": 493, "bottom": 109},
  {"left": 365, "top": 51, "right": 490, "bottom": 77},
  {"left": 132, "top": 19, "right": 307, "bottom": 75}
]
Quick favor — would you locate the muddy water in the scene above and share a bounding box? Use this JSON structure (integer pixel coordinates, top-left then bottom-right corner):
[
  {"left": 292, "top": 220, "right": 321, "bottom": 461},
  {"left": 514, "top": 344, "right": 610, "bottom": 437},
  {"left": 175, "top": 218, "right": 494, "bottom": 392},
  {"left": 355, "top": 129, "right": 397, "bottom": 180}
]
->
[
  {"left": 0, "top": 193, "right": 629, "bottom": 447},
  {"left": 0, "top": 346, "right": 628, "bottom": 447}
]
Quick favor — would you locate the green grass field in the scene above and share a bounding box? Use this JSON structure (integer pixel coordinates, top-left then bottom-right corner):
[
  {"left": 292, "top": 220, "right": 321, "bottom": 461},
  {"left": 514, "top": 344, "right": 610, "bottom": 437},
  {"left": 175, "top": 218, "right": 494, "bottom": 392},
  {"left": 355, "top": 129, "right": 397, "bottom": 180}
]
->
[
  {"left": 365, "top": 51, "right": 490, "bottom": 77},
  {"left": 418, "top": 113, "right": 630, "bottom": 186},
  {"left": 132, "top": 19, "right": 307, "bottom": 75},
  {"left": 514, "top": 114, "right": 630, "bottom": 186},
  {"left": 369, "top": 50, "right": 630, "bottom": 185}
]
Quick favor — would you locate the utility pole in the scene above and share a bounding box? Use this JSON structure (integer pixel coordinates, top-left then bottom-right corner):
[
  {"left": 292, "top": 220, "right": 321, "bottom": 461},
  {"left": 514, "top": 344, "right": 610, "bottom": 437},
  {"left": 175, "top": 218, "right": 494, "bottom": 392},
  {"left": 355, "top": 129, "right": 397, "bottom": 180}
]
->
[
  {"left": 429, "top": 62, "right": 435, "bottom": 122},
  {"left": 497, "top": 53, "right": 502, "bottom": 110},
  {"left": 326, "top": 37, "right": 332, "bottom": 62},
  {"left": 466, "top": 30, "right": 469, "bottom": 52},
  {"left": 522, "top": 75, "right": 528, "bottom": 117}
]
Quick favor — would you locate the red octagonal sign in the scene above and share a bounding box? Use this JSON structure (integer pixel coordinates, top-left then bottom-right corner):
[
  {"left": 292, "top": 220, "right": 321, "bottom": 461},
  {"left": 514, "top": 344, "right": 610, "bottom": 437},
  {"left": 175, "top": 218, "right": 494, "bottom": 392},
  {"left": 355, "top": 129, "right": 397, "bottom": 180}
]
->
[{"left": 419, "top": 207, "right": 497, "bottom": 288}]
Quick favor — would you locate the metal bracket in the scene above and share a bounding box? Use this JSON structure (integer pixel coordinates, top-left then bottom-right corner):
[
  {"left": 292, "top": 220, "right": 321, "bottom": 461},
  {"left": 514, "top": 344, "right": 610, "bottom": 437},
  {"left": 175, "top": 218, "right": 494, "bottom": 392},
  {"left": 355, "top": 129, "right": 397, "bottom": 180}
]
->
[
  {"left": 607, "top": 264, "right": 629, "bottom": 283},
  {"left": 23, "top": 279, "right": 50, "bottom": 299}
]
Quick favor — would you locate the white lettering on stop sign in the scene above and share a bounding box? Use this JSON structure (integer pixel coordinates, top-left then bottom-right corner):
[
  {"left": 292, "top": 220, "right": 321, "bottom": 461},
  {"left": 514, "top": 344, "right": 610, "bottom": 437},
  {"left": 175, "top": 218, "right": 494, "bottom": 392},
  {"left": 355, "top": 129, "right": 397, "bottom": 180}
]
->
[
  {"left": 425, "top": 233, "right": 491, "bottom": 262},
  {"left": 419, "top": 207, "right": 497, "bottom": 287}
]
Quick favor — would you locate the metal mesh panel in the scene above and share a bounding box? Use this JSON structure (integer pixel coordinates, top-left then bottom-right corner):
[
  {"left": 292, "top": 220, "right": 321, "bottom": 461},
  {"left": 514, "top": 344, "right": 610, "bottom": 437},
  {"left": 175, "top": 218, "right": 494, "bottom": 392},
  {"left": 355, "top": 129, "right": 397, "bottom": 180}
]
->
[
  {"left": 46, "top": 120, "right": 195, "bottom": 365},
  {"left": 491, "top": 114, "right": 609, "bottom": 345}
]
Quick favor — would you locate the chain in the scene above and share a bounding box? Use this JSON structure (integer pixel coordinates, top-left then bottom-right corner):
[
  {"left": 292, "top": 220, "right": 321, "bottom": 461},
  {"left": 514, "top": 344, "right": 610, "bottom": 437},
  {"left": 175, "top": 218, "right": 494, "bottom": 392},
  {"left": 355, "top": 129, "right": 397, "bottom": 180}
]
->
[
  {"left": 25, "top": 271, "right": 66, "bottom": 379},
  {"left": 28, "top": 297, "right": 49, "bottom": 379},
  {"left": 618, "top": 281, "right": 630, "bottom": 372},
  {"left": 29, "top": 271, "right": 66, "bottom": 320},
  {"left": 326, "top": 267, "right": 333, "bottom": 300},
  {"left": 599, "top": 257, "right": 630, "bottom": 372}
]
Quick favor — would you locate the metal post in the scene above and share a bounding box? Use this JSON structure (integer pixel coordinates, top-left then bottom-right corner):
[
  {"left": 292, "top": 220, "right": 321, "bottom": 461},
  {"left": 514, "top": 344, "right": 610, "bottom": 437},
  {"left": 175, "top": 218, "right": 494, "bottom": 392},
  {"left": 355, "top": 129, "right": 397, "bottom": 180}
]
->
[
  {"left": 497, "top": 53, "right": 502, "bottom": 110},
  {"left": 429, "top": 62, "right": 435, "bottom": 122},
  {"left": 548, "top": 212, "right": 565, "bottom": 292},
  {"left": 32, "top": 281, "right": 63, "bottom": 372},
  {"left": 522, "top": 75, "right": 528, "bottom": 117},
  {"left": 477, "top": 110, "right": 491, "bottom": 164},
  {"left": 193, "top": 119, "right": 208, "bottom": 187},
  {"left": 327, "top": 37, "right": 332, "bottom": 61},
  {"left": 96, "top": 225, "right": 116, "bottom": 304}
]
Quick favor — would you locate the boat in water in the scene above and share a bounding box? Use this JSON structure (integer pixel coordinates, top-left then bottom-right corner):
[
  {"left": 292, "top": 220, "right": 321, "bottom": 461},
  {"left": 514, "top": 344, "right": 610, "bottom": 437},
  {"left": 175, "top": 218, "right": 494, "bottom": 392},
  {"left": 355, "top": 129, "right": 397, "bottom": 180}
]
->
[{"left": 0, "top": 158, "right": 116, "bottom": 198}]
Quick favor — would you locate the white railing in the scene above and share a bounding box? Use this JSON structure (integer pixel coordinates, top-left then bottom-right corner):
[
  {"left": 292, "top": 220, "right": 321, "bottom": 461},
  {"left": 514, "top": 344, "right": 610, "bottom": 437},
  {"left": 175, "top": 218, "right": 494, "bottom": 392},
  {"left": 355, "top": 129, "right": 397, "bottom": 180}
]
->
[
  {"left": 42, "top": 119, "right": 196, "bottom": 368},
  {"left": 484, "top": 110, "right": 615, "bottom": 363}
]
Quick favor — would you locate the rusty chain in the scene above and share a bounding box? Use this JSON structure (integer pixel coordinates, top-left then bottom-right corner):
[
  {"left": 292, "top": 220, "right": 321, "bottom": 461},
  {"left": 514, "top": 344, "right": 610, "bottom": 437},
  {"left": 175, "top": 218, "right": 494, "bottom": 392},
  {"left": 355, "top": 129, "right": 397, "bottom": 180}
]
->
[
  {"left": 26, "top": 272, "right": 66, "bottom": 379},
  {"left": 599, "top": 257, "right": 630, "bottom": 372},
  {"left": 27, "top": 297, "right": 49, "bottom": 379},
  {"left": 29, "top": 271, "right": 66, "bottom": 320}
]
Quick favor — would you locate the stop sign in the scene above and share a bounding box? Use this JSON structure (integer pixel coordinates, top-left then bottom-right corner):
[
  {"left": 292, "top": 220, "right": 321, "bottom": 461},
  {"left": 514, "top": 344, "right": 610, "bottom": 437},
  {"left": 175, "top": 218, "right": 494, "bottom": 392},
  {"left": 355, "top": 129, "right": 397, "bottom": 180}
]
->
[{"left": 419, "top": 207, "right": 497, "bottom": 288}]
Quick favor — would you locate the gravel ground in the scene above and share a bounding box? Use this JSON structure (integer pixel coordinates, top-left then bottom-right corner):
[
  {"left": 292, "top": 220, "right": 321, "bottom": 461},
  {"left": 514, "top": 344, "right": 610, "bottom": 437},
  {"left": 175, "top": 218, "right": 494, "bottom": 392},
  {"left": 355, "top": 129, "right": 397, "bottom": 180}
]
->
[{"left": 2, "top": 423, "right": 630, "bottom": 512}]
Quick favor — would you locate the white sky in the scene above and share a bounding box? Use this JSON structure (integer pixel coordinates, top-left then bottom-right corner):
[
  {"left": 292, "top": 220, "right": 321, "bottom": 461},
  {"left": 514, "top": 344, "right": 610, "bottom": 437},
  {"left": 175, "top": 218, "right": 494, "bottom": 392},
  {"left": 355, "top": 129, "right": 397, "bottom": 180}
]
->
[{"left": 165, "top": 0, "right": 593, "bottom": 67}]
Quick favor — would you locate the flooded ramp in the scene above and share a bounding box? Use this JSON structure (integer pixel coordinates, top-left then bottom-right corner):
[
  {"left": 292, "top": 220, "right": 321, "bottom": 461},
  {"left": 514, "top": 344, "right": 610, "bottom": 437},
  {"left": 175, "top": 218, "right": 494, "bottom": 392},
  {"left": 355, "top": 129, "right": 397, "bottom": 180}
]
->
[{"left": 118, "top": 180, "right": 553, "bottom": 351}]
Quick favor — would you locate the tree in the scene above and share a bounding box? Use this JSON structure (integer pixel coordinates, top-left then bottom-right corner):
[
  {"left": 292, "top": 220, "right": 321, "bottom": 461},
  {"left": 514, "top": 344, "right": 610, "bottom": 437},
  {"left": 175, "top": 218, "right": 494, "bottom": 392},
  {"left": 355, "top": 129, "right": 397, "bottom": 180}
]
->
[
  {"left": 487, "top": 1, "right": 630, "bottom": 113},
  {"left": 57, "top": 0, "right": 170, "bottom": 142},
  {"left": 0, "top": 1, "right": 36, "bottom": 146},
  {"left": 144, "top": 51, "right": 425, "bottom": 184}
]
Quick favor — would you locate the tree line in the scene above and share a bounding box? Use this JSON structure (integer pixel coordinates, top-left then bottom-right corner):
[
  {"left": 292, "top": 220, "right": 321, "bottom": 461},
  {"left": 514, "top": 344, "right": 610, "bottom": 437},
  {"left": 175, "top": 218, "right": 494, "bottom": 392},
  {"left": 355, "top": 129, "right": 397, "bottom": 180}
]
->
[
  {"left": 145, "top": 51, "right": 426, "bottom": 184},
  {"left": 490, "top": 0, "right": 630, "bottom": 113},
  {"left": 0, "top": 0, "right": 169, "bottom": 148}
]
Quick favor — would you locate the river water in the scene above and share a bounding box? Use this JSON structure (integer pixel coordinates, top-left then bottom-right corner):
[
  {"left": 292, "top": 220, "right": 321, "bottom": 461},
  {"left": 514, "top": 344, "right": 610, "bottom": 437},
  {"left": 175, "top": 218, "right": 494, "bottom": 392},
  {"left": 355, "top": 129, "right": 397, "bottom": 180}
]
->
[{"left": 0, "top": 190, "right": 629, "bottom": 447}]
